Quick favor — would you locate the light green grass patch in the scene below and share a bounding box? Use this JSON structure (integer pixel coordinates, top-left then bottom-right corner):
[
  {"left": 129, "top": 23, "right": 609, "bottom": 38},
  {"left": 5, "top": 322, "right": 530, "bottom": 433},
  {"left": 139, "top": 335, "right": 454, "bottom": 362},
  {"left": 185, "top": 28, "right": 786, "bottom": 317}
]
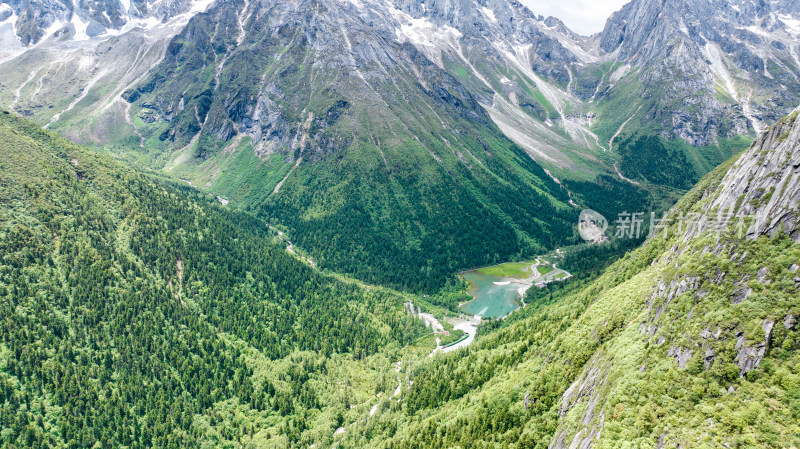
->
[
  {"left": 537, "top": 265, "right": 555, "bottom": 276},
  {"left": 476, "top": 260, "right": 537, "bottom": 278}
]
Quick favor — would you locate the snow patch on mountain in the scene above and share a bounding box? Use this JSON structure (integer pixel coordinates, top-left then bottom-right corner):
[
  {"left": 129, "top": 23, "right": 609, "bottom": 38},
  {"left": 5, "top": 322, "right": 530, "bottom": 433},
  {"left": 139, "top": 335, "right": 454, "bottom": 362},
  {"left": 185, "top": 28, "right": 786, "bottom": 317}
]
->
[
  {"left": 0, "top": 9, "right": 23, "bottom": 62},
  {"left": 190, "top": 0, "right": 216, "bottom": 14},
  {"left": 780, "top": 14, "right": 800, "bottom": 37},
  {"left": 743, "top": 25, "right": 771, "bottom": 37},
  {"left": 388, "top": 3, "right": 462, "bottom": 68},
  {"left": 71, "top": 14, "right": 91, "bottom": 41},
  {"left": 0, "top": 0, "right": 219, "bottom": 50},
  {"left": 394, "top": 16, "right": 462, "bottom": 50},
  {"left": 481, "top": 7, "right": 497, "bottom": 23},
  {"left": 43, "top": 19, "right": 66, "bottom": 39}
]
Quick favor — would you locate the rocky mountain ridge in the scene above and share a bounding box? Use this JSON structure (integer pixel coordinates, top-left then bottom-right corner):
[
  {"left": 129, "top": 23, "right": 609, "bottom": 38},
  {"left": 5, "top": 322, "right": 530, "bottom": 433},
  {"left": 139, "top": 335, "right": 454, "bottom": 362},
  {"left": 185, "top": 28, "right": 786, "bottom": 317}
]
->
[
  {"left": 0, "top": 0, "right": 213, "bottom": 46},
  {"left": 597, "top": 0, "right": 800, "bottom": 145},
  {"left": 3, "top": 0, "right": 799, "bottom": 173}
]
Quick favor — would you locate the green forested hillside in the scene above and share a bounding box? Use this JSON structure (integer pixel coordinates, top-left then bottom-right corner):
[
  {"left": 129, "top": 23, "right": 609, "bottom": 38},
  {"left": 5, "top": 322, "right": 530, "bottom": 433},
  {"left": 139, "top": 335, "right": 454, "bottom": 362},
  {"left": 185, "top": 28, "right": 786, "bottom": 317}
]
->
[
  {"left": 0, "top": 110, "right": 427, "bottom": 448},
  {"left": 332, "top": 112, "right": 800, "bottom": 448}
]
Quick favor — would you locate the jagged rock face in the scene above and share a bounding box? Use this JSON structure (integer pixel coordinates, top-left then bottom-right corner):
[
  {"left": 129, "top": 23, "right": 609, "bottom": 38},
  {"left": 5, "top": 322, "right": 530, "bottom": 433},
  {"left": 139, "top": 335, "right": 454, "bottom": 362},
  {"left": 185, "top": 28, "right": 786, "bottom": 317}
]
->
[
  {"left": 3, "top": 0, "right": 70, "bottom": 45},
  {"left": 735, "top": 320, "right": 775, "bottom": 376},
  {"left": 0, "top": 0, "right": 202, "bottom": 46},
  {"left": 601, "top": 0, "right": 800, "bottom": 64},
  {"left": 598, "top": 0, "right": 800, "bottom": 144},
  {"left": 692, "top": 108, "right": 800, "bottom": 241},
  {"left": 123, "top": 0, "right": 799, "bottom": 163},
  {"left": 2, "top": 0, "right": 800, "bottom": 192},
  {"left": 125, "top": 0, "right": 500, "bottom": 154},
  {"left": 389, "top": 0, "right": 578, "bottom": 84}
]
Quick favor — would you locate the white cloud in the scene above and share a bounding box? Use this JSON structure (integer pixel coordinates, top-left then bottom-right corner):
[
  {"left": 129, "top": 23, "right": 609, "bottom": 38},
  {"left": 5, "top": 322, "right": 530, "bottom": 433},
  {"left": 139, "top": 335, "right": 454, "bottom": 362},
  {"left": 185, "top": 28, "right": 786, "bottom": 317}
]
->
[{"left": 519, "top": 0, "right": 632, "bottom": 36}]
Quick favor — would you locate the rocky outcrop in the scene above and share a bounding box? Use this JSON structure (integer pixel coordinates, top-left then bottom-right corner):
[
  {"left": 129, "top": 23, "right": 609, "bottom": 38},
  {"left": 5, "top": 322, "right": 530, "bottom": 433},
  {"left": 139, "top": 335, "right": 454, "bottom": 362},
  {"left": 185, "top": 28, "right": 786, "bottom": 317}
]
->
[
  {"left": 735, "top": 321, "right": 775, "bottom": 377},
  {"left": 667, "top": 346, "right": 693, "bottom": 370},
  {"left": 550, "top": 355, "right": 612, "bottom": 449},
  {"left": 547, "top": 107, "right": 800, "bottom": 448},
  {"left": 688, "top": 108, "right": 800, "bottom": 242}
]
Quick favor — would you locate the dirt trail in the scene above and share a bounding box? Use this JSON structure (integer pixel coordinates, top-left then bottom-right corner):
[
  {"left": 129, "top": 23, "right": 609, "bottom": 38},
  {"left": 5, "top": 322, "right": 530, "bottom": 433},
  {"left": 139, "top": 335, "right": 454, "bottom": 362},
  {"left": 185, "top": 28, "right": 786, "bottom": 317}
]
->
[
  {"left": 614, "top": 162, "right": 642, "bottom": 187},
  {"left": 608, "top": 106, "right": 642, "bottom": 151},
  {"left": 122, "top": 100, "right": 146, "bottom": 148},
  {"left": 271, "top": 157, "right": 303, "bottom": 195},
  {"left": 268, "top": 225, "right": 316, "bottom": 268}
]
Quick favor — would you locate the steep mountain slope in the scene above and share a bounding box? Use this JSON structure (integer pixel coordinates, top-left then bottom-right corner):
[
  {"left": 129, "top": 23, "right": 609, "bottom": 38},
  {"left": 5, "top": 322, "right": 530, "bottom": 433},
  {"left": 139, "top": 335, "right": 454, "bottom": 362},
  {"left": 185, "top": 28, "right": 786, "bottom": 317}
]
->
[
  {"left": 577, "top": 0, "right": 800, "bottom": 193},
  {"left": 385, "top": 0, "right": 607, "bottom": 175},
  {"left": 2, "top": 0, "right": 799, "bottom": 292},
  {"left": 336, "top": 110, "right": 800, "bottom": 448},
  {"left": 391, "top": 0, "right": 799, "bottom": 191},
  {"left": 120, "top": 0, "right": 579, "bottom": 292},
  {"left": 4, "top": 0, "right": 798, "bottom": 169},
  {"left": 380, "top": 0, "right": 797, "bottom": 153},
  {"left": 357, "top": 0, "right": 679, "bottom": 212},
  {"left": 592, "top": 0, "right": 800, "bottom": 146},
  {"left": 0, "top": 0, "right": 218, "bottom": 149},
  {"left": 0, "top": 110, "right": 427, "bottom": 447},
  {"left": 546, "top": 107, "right": 800, "bottom": 448}
]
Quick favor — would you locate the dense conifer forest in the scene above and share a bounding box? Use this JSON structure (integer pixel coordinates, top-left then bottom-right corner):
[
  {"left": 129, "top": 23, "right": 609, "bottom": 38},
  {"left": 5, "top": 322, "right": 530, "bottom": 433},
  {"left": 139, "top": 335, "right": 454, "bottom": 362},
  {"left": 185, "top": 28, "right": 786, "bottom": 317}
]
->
[{"left": 0, "top": 111, "right": 425, "bottom": 447}]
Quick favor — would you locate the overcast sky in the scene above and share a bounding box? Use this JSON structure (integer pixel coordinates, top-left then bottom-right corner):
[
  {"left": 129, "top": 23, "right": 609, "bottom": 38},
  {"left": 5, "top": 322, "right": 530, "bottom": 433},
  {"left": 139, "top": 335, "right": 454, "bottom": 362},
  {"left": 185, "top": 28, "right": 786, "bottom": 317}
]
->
[{"left": 519, "top": 0, "right": 631, "bottom": 36}]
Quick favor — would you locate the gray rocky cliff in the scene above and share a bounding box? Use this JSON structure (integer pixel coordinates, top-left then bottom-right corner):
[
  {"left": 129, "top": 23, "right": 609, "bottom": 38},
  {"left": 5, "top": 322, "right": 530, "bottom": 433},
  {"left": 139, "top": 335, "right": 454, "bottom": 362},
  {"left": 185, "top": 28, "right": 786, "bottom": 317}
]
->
[
  {"left": 689, "top": 107, "right": 800, "bottom": 242},
  {"left": 598, "top": 0, "right": 800, "bottom": 144}
]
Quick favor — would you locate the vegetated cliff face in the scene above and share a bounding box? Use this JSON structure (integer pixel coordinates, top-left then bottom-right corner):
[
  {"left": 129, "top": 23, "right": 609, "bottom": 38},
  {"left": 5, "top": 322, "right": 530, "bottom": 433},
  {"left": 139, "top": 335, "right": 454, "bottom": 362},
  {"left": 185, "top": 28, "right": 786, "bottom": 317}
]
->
[
  {"left": 701, "top": 110, "right": 800, "bottom": 242},
  {"left": 550, "top": 108, "right": 800, "bottom": 448},
  {"left": 342, "top": 110, "right": 799, "bottom": 448}
]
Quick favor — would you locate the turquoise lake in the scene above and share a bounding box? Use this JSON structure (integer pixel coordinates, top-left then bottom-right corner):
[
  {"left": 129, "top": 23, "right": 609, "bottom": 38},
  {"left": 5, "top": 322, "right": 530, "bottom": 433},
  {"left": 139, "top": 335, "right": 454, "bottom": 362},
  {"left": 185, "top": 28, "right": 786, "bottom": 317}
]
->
[{"left": 459, "top": 271, "right": 527, "bottom": 319}]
